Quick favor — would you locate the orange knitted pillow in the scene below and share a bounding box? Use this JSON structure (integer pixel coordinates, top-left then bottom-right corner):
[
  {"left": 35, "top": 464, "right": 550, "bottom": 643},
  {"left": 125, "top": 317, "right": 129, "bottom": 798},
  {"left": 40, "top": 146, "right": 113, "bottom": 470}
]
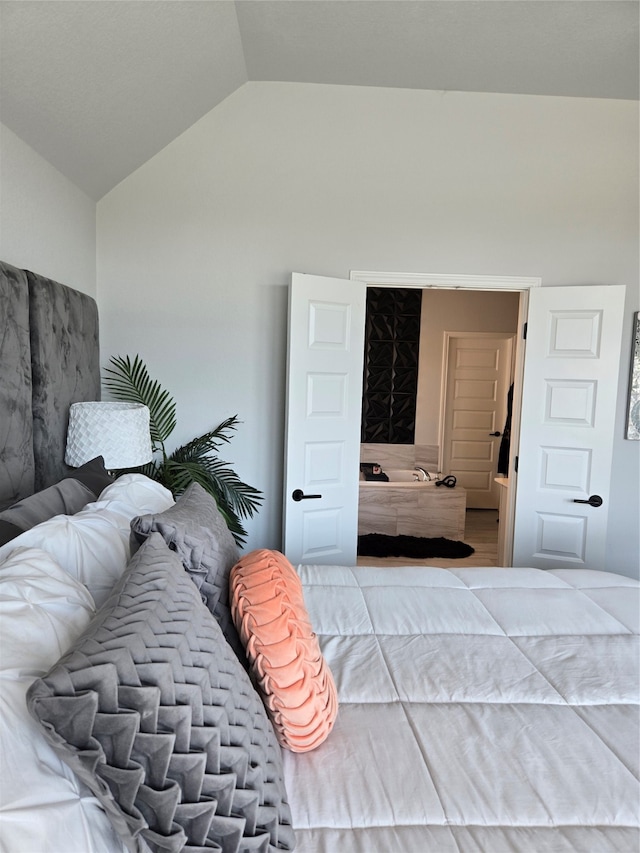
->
[{"left": 230, "top": 549, "right": 338, "bottom": 753}]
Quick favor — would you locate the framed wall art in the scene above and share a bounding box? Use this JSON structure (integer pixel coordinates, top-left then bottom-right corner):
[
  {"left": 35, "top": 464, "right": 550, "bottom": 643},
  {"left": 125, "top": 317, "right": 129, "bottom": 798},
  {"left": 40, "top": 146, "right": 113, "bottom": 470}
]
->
[{"left": 626, "top": 311, "right": 640, "bottom": 440}]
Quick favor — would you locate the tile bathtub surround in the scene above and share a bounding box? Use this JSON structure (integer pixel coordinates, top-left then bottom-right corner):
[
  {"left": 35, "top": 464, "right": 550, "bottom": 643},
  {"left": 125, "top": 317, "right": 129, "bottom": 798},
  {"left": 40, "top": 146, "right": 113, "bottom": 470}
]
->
[
  {"left": 360, "top": 444, "right": 414, "bottom": 470},
  {"left": 360, "top": 444, "right": 439, "bottom": 472},
  {"left": 414, "top": 444, "right": 440, "bottom": 470},
  {"left": 358, "top": 481, "right": 467, "bottom": 540}
]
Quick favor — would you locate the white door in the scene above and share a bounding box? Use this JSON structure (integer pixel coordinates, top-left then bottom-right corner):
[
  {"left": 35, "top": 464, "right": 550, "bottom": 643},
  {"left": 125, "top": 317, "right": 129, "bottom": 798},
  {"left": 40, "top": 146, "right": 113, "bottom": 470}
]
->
[
  {"left": 441, "top": 334, "right": 514, "bottom": 509},
  {"left": 283, "top": 273, "right": 366, "bottom": 565},
  {"left": 512, "top": 285, "right": 625, "bottom": 569}
]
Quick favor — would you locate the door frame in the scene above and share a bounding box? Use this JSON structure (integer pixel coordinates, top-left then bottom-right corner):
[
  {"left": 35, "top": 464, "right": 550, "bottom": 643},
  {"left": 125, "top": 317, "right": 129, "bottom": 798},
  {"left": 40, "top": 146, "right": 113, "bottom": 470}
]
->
[
  {"left": 350, "top": 270, "right": 541, "bottom": 565},
  {"left": 440, "top": 331, "right": 516, "bottom": 509}
]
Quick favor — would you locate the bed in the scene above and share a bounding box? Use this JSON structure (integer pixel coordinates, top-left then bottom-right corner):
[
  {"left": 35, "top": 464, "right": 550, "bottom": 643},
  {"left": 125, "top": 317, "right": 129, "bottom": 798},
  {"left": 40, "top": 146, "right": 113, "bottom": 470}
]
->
[{"left": 1, "top": 260, "right": 638, "bottom": 853}]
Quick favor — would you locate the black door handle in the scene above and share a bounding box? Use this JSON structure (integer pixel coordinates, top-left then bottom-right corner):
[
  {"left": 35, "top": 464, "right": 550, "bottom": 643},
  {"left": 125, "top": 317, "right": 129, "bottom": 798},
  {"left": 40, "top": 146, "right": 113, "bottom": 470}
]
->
[
  {"left": 489, "top": 431, "right": 502, "bottom": 437},
  {"left": 573, "top": 494, "right": 603, "bottom": 507},
  {"left": 292, "top": 489, "right": 322, "bottom": 502}
]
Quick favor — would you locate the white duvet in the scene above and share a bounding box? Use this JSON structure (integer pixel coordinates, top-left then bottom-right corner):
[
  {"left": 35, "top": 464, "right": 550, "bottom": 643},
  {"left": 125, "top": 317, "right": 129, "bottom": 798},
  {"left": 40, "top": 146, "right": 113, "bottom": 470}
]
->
[
  {"left": 0, "top": 476, "right": 173, "bottom": 853},
  {"left": 1, "top": 482, "right": 637, "bottom": 853},
  {"left": 0, "top": 548, "right": 128, "bottom": 853},
  {"left": 285, "top": 564, "right": 640, "bottom": 853}
]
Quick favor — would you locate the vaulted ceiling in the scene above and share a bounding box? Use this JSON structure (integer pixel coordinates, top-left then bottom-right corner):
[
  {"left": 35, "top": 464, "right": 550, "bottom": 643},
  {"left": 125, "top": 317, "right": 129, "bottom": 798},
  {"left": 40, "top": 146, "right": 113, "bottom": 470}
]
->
[{"left": 1, "top": 1, "right": 638, "bottom": 200}]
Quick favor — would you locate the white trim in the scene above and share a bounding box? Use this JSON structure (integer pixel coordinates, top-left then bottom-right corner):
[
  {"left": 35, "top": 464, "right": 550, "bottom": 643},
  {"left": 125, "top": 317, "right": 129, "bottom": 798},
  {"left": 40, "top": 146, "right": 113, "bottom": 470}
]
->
[
  {"left": 350, "top": 270, "right": 542, "bottom": 291},
  {"left": 351, "top": 268, "right": 536, "bottom": 566}
]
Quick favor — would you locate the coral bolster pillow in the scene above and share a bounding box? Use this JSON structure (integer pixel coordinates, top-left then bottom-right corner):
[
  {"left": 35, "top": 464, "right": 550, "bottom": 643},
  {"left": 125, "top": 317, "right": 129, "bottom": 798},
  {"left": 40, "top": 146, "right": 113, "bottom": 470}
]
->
[{"left": 230, "top": 549, "right": 338, "bottom": 752}]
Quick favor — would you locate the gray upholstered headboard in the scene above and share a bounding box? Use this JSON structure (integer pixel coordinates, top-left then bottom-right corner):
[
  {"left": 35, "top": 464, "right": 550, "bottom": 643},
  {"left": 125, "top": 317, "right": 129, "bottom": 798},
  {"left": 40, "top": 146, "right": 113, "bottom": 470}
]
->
[{"left": 0, "top": 260, "right": 100, "bottom": 508}]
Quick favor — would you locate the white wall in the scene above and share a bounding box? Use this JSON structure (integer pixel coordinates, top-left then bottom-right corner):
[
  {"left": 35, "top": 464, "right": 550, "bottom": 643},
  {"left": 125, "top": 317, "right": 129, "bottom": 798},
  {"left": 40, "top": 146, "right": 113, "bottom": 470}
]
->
[
  {"left": 97, "top": 82, "right": 639, "bottom": 575},
  {"left": 0, "top": 123, "right": 96, "bottom": 295}
]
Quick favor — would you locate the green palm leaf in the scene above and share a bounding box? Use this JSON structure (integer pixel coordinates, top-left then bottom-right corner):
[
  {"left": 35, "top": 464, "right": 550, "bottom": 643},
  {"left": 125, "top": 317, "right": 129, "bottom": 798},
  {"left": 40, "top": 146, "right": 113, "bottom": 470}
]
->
[
  {"left": 103, "top": 356, "right": 263, "bottom": 546},
  {"left": 173, "top": 451, "right": 262, "bottom": 515},
  {"left": 103, "top": 355, "right": 176, "bottom": 447},
  {"left": 162, "top": 459, "right": 253, "bottom": 544}
]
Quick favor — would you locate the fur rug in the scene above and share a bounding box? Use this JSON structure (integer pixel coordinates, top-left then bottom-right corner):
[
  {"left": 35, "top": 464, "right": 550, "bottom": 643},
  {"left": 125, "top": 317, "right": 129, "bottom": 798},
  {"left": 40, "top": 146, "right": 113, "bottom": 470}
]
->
[{"left": 357, "top": 533, "right": 475, "bottom": 559}]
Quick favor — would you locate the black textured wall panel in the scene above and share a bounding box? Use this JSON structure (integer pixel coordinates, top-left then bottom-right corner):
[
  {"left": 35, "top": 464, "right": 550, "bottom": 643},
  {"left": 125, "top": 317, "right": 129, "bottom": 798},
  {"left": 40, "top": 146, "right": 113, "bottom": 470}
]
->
[{"left": 361, "top": 288, "right": 422, "bottom": 444}]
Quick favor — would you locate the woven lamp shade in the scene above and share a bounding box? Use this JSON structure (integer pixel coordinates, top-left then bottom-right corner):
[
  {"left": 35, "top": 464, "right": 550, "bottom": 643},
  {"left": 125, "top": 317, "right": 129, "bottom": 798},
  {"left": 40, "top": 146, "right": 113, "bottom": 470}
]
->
[{"left": 65, "top": 402, "right": 153, "bottom": 469}]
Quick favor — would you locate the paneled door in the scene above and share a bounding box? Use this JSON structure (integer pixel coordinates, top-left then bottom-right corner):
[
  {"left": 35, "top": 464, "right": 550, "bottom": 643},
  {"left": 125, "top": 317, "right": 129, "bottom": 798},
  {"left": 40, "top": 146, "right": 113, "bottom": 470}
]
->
[
  {"left": 512, "top": 285, "right": 625, "bottom": 569},
  {"left": 441, "top": 333, "right": 514, "bottom": 509},
  {"left": 283, "top": 273, "right": 366, "bottom": 565}
]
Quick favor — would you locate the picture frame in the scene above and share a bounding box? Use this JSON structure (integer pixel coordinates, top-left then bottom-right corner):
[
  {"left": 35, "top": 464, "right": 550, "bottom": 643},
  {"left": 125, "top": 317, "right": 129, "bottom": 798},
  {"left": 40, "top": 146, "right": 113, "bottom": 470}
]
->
[{"left": 626, "top": 311, "right": 640, "bottom": 440}]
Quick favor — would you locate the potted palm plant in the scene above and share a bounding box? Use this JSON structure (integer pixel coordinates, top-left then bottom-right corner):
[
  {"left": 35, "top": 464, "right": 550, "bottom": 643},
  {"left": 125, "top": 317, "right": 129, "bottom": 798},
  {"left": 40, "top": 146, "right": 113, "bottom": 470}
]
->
[{"left": 103, "top": 355, "right": 262, "bottom": 545}]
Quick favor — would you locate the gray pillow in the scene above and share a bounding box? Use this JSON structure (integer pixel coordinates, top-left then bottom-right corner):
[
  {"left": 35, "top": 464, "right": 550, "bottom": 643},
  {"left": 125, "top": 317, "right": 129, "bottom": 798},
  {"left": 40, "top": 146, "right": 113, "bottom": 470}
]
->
[
  {"left": 27, "top": 533, "right": 295, "bottom": 853},
  {"left": 0, "top": 477, "right": 96, "bottom": 544},
  {"left": 0, "top": 520, "right": 23, "bottom": 547},
  {"left": 66, "top": 455, "right": 115, "bottom": 498},
  {"left": 131, "top": 482, "right": 245, "bottom": 663}
]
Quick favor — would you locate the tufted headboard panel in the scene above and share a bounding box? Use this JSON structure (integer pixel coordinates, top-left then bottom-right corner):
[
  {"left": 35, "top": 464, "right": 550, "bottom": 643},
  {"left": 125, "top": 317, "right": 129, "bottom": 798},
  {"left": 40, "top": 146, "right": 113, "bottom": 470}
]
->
[{"left": 0, "top": 261, "right": 100, "bottom": 507}]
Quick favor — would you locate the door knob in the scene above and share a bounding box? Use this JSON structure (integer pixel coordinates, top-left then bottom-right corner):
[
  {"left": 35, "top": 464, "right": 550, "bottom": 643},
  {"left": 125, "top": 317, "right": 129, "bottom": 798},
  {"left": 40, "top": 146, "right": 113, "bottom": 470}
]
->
[
  {"left": 573, "top": 494, "right": 603, "bottom": 507},
  {"left": 292, "top": 489, "right": 322, "bottom": 502},
  {"left": 489, "top": 431, "right": 502, "bottom": 436}
]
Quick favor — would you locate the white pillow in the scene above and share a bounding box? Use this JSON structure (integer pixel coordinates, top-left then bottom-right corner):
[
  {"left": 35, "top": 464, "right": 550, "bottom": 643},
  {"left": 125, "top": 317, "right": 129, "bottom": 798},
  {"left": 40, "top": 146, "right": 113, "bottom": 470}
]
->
[
  {"left": 0, "top": 474, "right": 174, "bottom": 607},
  {"left": 0, "top": 547, "right": 127, "bottom": 853}
]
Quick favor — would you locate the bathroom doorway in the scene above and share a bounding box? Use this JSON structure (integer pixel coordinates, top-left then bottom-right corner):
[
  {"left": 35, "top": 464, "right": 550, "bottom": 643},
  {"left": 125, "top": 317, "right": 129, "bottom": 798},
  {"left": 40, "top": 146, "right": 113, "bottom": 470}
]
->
[
  {"left": 284, "top": 274, "right": 623, "bottom": 569},
  {"left": 353, "top": 271, "right": 530, "bottom": 566}
]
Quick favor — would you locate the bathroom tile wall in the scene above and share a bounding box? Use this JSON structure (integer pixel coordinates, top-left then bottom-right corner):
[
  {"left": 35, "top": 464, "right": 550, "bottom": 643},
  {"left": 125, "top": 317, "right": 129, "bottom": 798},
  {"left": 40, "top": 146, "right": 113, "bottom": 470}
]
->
[
  {"left": 361, "top": 287, "right": 422, "bottom": 444},
  {"left": 360, "top": 443, "right": 439, "bottom": 472}
]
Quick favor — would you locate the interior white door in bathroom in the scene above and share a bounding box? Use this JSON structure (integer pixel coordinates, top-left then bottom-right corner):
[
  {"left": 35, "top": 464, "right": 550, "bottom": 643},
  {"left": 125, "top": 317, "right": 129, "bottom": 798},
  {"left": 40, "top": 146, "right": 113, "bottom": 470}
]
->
[
  {"left": 512, "top": 284, "right": 625, "bottom": 570},
  {"left": 283, "top": 273, "right": 366, "bottom": 565},
  {"left": 441, "top": 333, "right": 514, "bottom": 509}
]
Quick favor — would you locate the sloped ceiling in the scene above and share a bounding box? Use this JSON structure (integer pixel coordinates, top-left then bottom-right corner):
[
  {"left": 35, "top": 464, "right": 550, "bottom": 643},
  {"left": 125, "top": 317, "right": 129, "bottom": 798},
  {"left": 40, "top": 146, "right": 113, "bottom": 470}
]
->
[{"left": 1, "top": 0, "right": 638, "bottom": 200}]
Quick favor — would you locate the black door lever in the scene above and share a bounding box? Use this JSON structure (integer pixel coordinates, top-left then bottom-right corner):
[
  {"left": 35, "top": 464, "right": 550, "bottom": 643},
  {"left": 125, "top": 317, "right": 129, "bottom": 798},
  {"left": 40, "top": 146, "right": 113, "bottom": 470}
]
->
[
  {"left": 292, "top": 489, "right": 322, "bottom": 502},
  {"left": 573, "top": 495, "right": 603, "bottom": 507}
]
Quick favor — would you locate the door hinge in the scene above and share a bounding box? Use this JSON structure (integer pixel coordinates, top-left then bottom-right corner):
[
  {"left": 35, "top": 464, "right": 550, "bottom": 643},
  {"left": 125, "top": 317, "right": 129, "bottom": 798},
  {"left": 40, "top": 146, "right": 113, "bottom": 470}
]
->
[
  {"left": 514, "top": 455, "right": 519, "bottom": 473},
  {"left": 522, "top": 322, "right": 528, "bottom": 340}
]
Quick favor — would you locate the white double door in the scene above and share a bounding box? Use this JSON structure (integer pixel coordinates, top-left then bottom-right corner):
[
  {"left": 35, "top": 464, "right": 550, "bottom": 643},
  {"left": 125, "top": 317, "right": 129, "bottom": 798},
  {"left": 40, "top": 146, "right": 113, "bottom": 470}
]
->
[
  {"left": 511, "top": 284, "right": 625, "bottom": 568},
  {"left": 282, "top": 274, "right": 366, "bottom": 566},
  {"left": 283, "top": 274, "right": 625, "bottom": 570}
]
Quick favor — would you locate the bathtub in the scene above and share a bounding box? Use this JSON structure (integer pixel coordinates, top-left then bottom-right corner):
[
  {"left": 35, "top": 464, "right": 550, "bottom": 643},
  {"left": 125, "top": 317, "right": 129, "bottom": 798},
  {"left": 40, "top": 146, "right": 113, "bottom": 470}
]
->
[
  {"left": 384, "top": 468, "right": 436, "bottom": 483},
  {"left": 358, "top": 469, "right": 466, "bottom": 539}
]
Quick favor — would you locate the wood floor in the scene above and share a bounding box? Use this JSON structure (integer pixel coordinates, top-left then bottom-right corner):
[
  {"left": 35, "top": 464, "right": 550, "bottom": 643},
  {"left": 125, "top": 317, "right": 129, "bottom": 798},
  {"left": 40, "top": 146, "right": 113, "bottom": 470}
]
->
[{"left": 356, "top": 508, "right": 500, "bottom": 568}]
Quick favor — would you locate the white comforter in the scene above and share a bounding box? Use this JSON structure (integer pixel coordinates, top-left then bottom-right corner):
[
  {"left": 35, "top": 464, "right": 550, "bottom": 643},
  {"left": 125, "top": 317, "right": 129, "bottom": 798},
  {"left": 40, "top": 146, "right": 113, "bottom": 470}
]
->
[
  {"left": 0, "top": 476, "right": 174, "bottom": 853},
  {"left": 285, "top": 564, "right": 640, "bottom": 853},
  {"left": 1, "top": 487, "right": 637, "bottom": 853}
]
